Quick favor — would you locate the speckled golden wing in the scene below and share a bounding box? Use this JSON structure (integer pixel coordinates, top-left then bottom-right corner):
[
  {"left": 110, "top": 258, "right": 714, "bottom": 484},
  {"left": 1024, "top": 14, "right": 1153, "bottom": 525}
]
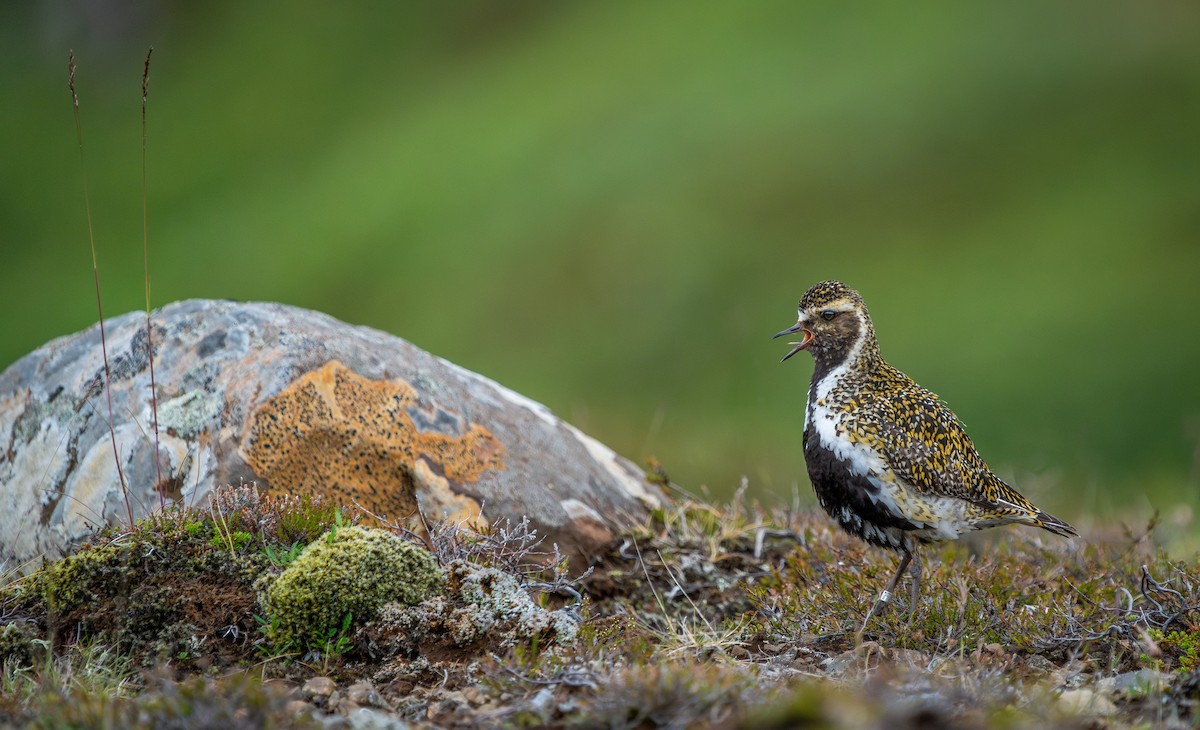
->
[{"left": 872, "top": 368, "right": 1017, "bottom": 507}]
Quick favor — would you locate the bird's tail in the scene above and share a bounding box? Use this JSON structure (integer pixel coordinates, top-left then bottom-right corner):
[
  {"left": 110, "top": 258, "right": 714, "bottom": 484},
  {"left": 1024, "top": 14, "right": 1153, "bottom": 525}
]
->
[
  {"left": 992, "top": 484, "right": 1079, "bottom": 538},
  {"left": 1031, "top": 510, "right": 1078, "bottom": 538}
]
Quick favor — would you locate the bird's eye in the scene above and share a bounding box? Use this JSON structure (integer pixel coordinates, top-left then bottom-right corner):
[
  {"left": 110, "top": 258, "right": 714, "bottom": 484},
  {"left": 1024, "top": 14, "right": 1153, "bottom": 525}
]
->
[{"left": 820, "top": 309, "right": 837, "bottom": 321}]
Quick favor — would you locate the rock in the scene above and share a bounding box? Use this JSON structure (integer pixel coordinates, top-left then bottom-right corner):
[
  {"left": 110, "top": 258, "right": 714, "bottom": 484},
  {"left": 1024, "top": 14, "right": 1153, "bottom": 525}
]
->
[
  {"left": 344, "top": 681, "right": 383, "bottom": 709},
  {"left": 1101, "top": 668, "right": 1171, "bottom": 695},
  {"left": 0, "top": 300, "right": 663, "bottom": 569},
  {"left": 284, "top": 699, "right": 315, "bottom": 718},
  {"left": 304, "top": 676, "right": 338, "bottom": 702},
  {"left": 1057, "top": 688, "right": 1118, "bottom": 716}
]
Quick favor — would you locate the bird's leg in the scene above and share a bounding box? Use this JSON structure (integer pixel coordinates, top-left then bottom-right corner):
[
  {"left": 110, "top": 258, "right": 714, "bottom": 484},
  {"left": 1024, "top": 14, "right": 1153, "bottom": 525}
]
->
[
  {"left": 854, "top": 548, "right": 913, "bottom": 647},
  {"left": 906, "top": 545, "right": 922, "bottom": 618}
]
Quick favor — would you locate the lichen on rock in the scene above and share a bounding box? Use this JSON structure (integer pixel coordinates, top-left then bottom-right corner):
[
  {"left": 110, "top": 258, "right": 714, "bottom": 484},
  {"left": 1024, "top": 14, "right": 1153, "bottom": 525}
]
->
[
  {"left": 259, "top": 525, "right": 445, "bottom": 651},
  {"left": 446, "top": 562, "right": 579, "bottom": 646},
  {"left": 243, "top": 361, "right": 505, "bottom": 525},
  {"left": 363, "top": 559, "right": 579, "bottom": 659}
]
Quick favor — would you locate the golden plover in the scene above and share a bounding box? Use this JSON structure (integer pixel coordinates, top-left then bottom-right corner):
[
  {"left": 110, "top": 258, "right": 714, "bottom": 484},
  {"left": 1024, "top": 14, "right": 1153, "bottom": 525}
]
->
[{"left": 774, "top": 280, "right": 1076, "bottom": 641}]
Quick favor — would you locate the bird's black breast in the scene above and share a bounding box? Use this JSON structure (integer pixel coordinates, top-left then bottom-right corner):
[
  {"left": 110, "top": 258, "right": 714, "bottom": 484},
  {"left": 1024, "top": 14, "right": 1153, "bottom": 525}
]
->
[{"left": 803, "top": 425, "right": 920, "bottom": 550}]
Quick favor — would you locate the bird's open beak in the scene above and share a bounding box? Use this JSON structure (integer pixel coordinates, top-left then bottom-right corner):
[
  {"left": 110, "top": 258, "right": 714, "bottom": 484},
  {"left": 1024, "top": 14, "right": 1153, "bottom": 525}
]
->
[{"left": 773, "top": 321, "right": 813, "bottom": 362}]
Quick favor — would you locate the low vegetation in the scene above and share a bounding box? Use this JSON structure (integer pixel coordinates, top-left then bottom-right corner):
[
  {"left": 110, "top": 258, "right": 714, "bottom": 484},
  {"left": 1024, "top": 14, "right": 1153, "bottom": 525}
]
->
[{"left": 1, "top": 483, "right": 1197, "bottom": 728}]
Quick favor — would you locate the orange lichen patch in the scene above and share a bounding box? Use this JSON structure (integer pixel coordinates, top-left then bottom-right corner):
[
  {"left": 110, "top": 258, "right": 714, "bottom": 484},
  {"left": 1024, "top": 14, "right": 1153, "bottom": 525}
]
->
[{"left": 242, "top": 361, "right": 505, "bottom": 522}]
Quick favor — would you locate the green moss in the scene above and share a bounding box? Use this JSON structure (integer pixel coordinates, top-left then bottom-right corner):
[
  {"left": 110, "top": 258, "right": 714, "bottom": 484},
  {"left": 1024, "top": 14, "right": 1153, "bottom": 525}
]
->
[
  {"left": 210, "top": 530, "right": 253, "bottom": 552},
  {"left": 16, "top": 516, "right": 272, "bottom": 667},
  {"left": 182, "top": 520, "right": 208, "bottom": 539},
  {"left": 275, "top": 499, "right": 346, "bottom": 545},
  {"left": 0, "top": 622, "right": 45, "bottom": 666},
  {"left": 32, "top": 542, "right": 136, "bottom": 614},
  {"left": 260, "top": 525, "right": 444, "bottom": 652}
]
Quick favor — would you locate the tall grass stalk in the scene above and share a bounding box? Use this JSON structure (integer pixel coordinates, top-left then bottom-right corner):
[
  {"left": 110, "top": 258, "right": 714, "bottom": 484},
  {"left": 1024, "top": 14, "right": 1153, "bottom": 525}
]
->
[
  {"left": 141, "top": 48, "right": 165, "bottom": 511},
  {"left": 67, "top": 51, "right": 133, "bottom": 528}
]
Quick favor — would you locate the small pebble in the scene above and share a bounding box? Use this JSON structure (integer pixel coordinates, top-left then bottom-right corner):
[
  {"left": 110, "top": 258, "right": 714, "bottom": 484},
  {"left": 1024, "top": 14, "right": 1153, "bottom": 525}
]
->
[
  {"left": 346, "top": 681, "right": 381, "bottom": 708},
  {"left": 1058, "top": 688, "right": 1117, "bottom": 717},
  {"left": 304, "top": 676, "right": 337, "bottom": 700}
]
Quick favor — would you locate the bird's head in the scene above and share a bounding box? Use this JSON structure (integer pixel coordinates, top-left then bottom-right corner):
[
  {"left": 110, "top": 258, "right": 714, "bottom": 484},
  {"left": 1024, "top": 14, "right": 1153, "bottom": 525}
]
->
[{"left": 773, "top": 280, "right": 876, "bottom": 366}]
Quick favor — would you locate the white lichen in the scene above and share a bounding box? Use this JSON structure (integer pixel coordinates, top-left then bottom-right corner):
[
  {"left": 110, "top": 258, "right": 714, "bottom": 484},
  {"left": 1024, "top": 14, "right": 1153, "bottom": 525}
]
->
[{"left": 368, "top": 559, "right": 578, "bottom": 654}]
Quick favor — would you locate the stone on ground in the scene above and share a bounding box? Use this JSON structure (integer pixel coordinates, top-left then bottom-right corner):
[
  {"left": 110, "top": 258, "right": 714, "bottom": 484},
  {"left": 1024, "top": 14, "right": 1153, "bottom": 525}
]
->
[{"left": 0, "top": 300, "right": 662, "bottom": 569}]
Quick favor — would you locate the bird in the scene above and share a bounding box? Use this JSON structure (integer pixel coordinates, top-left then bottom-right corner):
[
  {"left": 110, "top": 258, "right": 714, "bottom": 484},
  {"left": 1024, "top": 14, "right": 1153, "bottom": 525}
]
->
[{"left": 773, "top": 280, "right": 1076, "bottom": 642}]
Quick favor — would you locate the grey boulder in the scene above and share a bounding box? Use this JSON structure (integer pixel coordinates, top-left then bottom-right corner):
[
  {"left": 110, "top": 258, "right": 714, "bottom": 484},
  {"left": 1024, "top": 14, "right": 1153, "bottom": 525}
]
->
[{"left": 0, "top": 300, "right": 663, "bottom": 569}]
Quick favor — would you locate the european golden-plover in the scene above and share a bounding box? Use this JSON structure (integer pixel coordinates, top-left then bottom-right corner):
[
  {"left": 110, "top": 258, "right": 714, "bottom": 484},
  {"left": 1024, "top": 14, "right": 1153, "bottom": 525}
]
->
[{"left": 774, "top": 280, "right": 1076, "bottom": 641}]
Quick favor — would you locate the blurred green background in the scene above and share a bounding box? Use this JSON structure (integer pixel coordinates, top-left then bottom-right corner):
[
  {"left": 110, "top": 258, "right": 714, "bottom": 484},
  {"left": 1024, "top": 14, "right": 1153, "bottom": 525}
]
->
[{"left": 3, "top": 1, "right": 1198, "bottom": 526}]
